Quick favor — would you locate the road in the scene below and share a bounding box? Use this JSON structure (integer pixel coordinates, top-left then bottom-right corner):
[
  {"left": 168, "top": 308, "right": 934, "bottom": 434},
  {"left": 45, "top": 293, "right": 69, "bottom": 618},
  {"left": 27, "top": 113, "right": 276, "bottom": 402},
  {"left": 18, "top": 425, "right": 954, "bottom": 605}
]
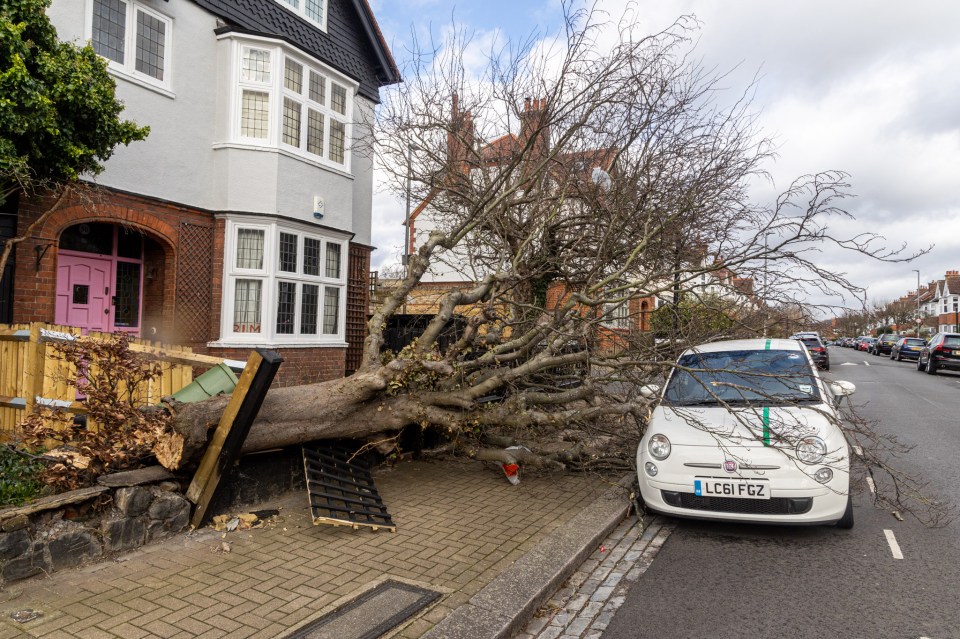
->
[{"left": 600, "top": 345, "right": 960, "bottom": 639}]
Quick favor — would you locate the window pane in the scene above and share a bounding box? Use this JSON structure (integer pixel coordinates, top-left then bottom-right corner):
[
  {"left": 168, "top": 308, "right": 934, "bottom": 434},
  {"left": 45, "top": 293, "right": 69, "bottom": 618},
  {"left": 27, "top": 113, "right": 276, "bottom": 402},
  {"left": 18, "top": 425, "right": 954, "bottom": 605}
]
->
[
  {"left": 284, "top": 58, "right": 303, "bottom": 93},
  {"left": 323, "top": 286, "right": 339, "bottom": 334},
  {"left": 309, "top": 71, "right": 326, "bottom": 105},
  {"left": 331, "top": 83, "right": 347, "bottom": 115},
  {"left": 279, "top": 232, "right": 298, "bottom": 272},
  {"left": 241, "top": 48, "right": 271, "bottom": 83},
  {"left": 282, "top": 0, "right": 299, "bottom": 7},
  {"left": 92, "top": 0, "right": 126, "bottom": 64},
  {"left": 233, "top": 279, "right": 262, "bottom": 333},
  {"left": 236, "top": 229, "right": 264, "bottom": 269},
  {"left": 305, "top": 0, "right": 324, "bottom": 22},
  {"left": 282, "top": 97, "right": 302, "bottom": 147},
  {"left": 306, "top": 109, "right": 325, "bottom": 156},
  {"left": 301, "top": 284, "right": 319, "bottom": 334},
  {"left": 114, "top": 262, "right": 141, "bottom": 327},
  {"left": 276, "top": 281, "right": 296, "bottom": 334},
  {"left": 135, "top": 10, "right": 165, "bottom": 80},
  {"left": 304, "top": 237, "right": 321, "bottom": 276},
  {"left": 241, "top": 91, "right": 270, "bottom": 138},
  {"left": 329, "top": 120, "right": 345, "bottom": 164},
  {"left": 325, "top": 242, "right": 341, "bottom": 279}
]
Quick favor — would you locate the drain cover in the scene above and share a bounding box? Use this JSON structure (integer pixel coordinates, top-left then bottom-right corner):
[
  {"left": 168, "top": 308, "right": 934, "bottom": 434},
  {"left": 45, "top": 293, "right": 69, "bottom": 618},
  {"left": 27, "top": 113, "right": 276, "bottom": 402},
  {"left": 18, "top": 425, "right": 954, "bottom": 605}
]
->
[{"left": 283, "top": 580, "right": 440, "bottom": 639}]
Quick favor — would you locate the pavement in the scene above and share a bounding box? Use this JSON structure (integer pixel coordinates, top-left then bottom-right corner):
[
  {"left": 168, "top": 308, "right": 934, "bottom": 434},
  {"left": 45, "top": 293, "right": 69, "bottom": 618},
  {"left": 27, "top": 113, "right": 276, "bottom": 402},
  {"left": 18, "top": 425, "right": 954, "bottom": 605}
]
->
[{"left": 0, "top": 459, "right": 635, "bottom": 639}]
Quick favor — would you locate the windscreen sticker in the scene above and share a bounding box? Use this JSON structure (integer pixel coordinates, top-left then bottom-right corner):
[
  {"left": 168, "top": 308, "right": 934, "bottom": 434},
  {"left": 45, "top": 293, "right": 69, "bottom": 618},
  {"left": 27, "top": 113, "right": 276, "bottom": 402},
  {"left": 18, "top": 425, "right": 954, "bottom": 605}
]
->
[
  {"left": 799, "top": 384, "right": 813, "bottom": 394},
  {"left": 787, "top": 354, "right": 801, "bottom": 359}
]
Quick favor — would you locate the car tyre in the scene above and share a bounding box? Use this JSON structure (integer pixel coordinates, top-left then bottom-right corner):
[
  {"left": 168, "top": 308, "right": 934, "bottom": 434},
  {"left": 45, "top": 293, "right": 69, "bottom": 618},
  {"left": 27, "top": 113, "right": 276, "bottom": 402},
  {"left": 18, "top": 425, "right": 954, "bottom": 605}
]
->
[
  {"left": 895, "top": 352, "right": 902, "bottom": 361},
  {"left": 926, "top": 358, "right": 938, "bottom": 375},
  {"left": 917, "top": 357, "right": 926, "bottom": 371},
  {"left": 836, "top": 495, "right": 854, "bottom": 529}
]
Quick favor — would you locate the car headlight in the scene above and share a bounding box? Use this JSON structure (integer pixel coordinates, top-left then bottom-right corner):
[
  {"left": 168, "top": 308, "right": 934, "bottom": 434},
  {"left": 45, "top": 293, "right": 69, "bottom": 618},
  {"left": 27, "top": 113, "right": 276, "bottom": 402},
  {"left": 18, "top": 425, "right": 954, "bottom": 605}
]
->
[
  {"left": 648, "top": 434, "right": 671, "bottom": 460},
  {"left": 644, "top": 462, "right": 659, "bottom": 477},
  {"left": 797, "top": 436, "right": 826, "bottom": 464},
  {"left": 814, "top": 467, "right": 833, "bottom": 484}
]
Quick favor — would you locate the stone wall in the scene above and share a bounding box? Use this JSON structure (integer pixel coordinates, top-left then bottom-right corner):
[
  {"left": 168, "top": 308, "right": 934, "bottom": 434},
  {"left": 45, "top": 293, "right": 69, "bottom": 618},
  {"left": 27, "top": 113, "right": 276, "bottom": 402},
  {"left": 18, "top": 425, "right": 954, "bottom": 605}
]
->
[{"left": 0, "top": 469, "right": 190, "bottom": 584}]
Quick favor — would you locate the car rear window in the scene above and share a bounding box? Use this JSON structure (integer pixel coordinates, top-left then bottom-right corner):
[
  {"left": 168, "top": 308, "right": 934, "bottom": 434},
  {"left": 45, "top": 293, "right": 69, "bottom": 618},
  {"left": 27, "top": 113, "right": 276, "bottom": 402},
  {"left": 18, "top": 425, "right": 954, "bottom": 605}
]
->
[
  {"left": 905, "top": 338, "right": 925, "bottom": 346},
  {"left": 664, "top": 349, "right": 821, "bottom": 406},
  {"left": 799, "top": 338, "right": 822, "bottom": 348},
  {"left": 944, "top": 336, "right": 960, "bottom": 348}
]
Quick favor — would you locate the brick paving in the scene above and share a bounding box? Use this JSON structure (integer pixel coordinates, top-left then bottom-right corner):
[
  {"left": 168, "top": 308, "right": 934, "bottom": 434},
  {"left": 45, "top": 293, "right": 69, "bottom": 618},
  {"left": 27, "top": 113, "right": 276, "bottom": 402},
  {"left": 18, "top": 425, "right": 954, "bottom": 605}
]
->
[
  {"left": 0, "top": 460, "right": 614, "bottom": 639},
  {"left": 516, "top": 516, "right": 675, "bottom": 639}
]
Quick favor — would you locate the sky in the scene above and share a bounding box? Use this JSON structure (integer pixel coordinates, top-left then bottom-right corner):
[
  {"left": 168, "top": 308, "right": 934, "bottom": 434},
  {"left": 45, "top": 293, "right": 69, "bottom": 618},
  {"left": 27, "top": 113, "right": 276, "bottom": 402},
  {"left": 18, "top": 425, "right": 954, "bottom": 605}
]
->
[{"left": 366, "top": 0, "right": 960, "bottom": 311}]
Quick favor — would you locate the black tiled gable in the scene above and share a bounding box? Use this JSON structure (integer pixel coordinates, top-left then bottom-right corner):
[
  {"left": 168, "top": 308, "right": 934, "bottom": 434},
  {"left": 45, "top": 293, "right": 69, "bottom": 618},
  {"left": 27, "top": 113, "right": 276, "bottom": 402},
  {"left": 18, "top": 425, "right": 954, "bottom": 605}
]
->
[{"left": 189, "top": 0, "right": 394, "bottom": 102}]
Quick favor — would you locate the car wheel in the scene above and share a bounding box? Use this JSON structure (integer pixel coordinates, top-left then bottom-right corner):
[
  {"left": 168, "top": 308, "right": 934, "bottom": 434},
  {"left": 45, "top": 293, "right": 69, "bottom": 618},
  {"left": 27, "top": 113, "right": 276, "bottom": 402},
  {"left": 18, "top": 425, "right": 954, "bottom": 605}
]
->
[
  {"left": 895, "top": 352, "right": 902, "bottom": 361},
  {"left": 824, "top": 363, "right": 830, "bottom": 371},
  {"left": 836, "top": 494, "right": 854, "bottom": 529},
  {"left": 926, "top": 358, "right": 938, "bottom": 375},
  {"left": 917, "top": 357, "right": 926, "bottom": 371}
]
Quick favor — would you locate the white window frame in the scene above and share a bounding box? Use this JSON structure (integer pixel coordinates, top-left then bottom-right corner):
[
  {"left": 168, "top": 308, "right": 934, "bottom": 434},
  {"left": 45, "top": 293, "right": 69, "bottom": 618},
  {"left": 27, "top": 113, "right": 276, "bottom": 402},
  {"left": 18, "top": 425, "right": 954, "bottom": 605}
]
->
[
  {"left": 226, "top": 36, "right": 355, "bottom": 173},
  {"left": 272, "top": 0, "right": 328, "bottom": 32},
  {"left": 218, "top": 218, "right": 348, "bottom": 347},
  {"left": 86, "top": 0, "right": 173, "bottom": 92},
  {"left": 602, "top": 301, "right": 631, "bottom": 330}
]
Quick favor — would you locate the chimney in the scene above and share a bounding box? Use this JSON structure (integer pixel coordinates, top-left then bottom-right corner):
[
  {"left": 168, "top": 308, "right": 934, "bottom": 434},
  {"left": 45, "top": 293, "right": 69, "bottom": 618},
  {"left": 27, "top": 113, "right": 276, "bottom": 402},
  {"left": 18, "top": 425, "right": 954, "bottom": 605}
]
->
[
  {"left": 518, "top": 96, "right": 549, "bottom": 161},
  {"left": 446, "top": 93, "right": 475, "bottom": 175},
  {"left": 947, "top": 270, "right": 959, "bottom": 277}
]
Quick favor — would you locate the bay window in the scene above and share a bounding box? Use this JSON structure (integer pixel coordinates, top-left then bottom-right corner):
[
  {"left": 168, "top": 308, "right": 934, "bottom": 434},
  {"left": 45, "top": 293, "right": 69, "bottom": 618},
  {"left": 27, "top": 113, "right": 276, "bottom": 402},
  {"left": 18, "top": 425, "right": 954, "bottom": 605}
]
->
[
  {"left": 232, "top": 39, "right": 354, "bottom": 171},
  {"left": 90, "top": 0, "right": 172, "bottom": 89},
  {"left": 221, "top": 219, "right": 347, "bottom": 345}
]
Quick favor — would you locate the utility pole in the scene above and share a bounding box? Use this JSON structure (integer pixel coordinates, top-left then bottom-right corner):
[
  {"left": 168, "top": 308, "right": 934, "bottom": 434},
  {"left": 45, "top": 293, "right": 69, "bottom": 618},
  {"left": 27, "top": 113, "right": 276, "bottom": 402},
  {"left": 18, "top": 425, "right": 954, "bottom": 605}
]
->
[{"left": 912, "top": 269, "right": 921, "bottom": 336}]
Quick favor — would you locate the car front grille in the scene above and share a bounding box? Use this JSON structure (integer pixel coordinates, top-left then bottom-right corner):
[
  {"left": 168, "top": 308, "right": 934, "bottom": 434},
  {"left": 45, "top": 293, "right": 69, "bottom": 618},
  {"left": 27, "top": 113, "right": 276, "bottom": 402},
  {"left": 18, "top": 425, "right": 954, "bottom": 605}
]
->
[{"left": 662, "top": 491, "right": 813, "bottom": 515}]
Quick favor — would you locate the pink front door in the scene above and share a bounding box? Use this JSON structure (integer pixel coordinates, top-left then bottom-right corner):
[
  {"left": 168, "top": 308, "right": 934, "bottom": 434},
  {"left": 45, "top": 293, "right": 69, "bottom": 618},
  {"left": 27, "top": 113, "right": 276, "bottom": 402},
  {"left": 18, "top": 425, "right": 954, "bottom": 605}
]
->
[{"left": 56, "top": 253, "right": 112, "bottom": 333}]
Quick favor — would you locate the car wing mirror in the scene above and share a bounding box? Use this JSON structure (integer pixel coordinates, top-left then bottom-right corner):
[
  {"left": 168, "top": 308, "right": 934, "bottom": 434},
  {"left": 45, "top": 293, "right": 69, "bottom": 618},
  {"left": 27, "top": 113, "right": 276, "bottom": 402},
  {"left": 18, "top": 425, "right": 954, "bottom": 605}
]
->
[
  {"left": 829, "top": 380, "right": 856, "bottom": 406},
  {"left": 640, "top": 384, "right": 661, "bottom": 400}
]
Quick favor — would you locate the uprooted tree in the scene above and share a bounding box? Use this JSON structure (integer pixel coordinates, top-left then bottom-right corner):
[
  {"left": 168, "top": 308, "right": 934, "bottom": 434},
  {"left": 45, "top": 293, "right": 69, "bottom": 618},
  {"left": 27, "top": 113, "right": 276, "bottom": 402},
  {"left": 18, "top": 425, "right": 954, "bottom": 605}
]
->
[{"left": 158, "top": 7, "right": 944, "bottom": 523}]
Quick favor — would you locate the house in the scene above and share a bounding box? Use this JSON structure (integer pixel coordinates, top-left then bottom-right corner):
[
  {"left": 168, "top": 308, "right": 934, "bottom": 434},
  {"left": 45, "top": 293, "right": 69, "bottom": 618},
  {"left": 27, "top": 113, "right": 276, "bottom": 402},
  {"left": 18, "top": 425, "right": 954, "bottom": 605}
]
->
[
  {"left": 935, "top": 271, "right": 960, "bottom": 332},
  {"left": 405, "top": 95, "right": 657, "bottom": 347},
  {"left": 4, "top": 0, "right": 399, "bottom": 386}
]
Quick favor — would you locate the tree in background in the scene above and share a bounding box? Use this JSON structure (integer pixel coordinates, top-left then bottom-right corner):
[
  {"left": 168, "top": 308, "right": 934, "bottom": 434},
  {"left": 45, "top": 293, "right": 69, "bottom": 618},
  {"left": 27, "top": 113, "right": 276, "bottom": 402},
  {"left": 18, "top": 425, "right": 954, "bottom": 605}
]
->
[{"left": 0, "top": 0, "right": 149, "bottom": 275}]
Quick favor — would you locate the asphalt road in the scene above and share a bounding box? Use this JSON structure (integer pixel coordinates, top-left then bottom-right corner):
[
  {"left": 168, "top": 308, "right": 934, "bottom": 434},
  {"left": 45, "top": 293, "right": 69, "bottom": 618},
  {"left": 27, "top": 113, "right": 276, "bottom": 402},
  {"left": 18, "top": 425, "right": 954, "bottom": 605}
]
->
[{"left": 603, "top": 345, "right": 960, "bottom": 639}]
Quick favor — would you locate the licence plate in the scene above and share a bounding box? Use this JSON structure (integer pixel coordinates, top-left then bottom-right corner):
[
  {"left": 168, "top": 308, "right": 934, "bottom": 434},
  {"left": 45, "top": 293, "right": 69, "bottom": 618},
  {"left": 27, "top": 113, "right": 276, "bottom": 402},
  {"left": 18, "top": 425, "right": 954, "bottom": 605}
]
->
[{"left": 694, "top": 479, "right": 769, "bottom": 499}]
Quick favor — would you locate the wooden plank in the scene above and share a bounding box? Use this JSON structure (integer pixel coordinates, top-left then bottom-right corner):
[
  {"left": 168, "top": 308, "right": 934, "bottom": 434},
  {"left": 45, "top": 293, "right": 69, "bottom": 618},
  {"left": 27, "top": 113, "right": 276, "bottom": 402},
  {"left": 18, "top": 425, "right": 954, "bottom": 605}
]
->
[
  {"left": 23, "top": 323, "right": 44, "bottom": 415},
  {"left": 186, "top": 350, "right": 282, "bottom": 529},
  {"left": 0, "top": 485, "right": 110, "bottom": 520}
]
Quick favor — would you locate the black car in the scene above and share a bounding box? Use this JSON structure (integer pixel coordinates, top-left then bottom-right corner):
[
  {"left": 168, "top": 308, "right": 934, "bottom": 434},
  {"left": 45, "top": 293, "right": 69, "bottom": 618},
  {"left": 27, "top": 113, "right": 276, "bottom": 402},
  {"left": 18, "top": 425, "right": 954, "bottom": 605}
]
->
[
  {"left": 890, "top": 337, "right": 926, "bottom": 361},
  {"left": 795, "top": 336, "right": 829, "bottom": 370},
  {"left": 917, "top": 333, "right": 960, "bottom": 375},
  {"left": 872, "top": 334, "right": 899, "bottom": 356}
]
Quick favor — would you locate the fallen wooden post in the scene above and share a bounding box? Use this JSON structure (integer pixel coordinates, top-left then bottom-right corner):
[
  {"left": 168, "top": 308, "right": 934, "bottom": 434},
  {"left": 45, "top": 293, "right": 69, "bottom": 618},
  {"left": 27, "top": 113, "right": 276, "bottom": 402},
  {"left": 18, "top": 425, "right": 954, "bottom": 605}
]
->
[{"left": 186, "top": 349, "right": 282, "bottom": 529}]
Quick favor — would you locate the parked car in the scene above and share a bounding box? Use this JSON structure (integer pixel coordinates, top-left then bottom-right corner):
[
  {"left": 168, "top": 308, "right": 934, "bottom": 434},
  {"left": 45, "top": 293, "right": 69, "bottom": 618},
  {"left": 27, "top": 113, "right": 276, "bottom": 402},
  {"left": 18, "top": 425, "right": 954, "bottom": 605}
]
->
[
  {"left": 871, "top": 334, "right": 899, "bottom": 356},
  {"left": 917, "top": 333, "right": 960, "bottom": 375},
  {"left": 890, "top": 337, "right": 926, "bottom": 361},
  {"left": 857, "top": 338, "right": 876, "bottom": 352},
  {"left": 636, "top": 338, "right": 855, "bottom": 528},
  {"left": 794, "top": 336, "right": 830, "bottom": 370}
]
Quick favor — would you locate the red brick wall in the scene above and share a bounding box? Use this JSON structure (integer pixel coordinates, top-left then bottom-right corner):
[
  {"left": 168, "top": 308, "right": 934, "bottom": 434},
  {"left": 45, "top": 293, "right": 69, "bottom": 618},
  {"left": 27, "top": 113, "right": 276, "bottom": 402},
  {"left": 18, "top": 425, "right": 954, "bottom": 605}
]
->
[
  {"left": 13, "top": 186, "right": 210, "bottom": 331},
  {"left": 199, "top": 345, "right": 347, "bottom": 388}
]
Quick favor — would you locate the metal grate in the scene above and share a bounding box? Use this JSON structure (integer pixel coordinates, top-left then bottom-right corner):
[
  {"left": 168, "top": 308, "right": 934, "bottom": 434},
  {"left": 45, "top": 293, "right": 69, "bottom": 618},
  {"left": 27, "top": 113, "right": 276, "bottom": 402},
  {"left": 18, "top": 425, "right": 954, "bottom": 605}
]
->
[
  {"left": 176, "top": 222, "right": 214, "bottom": 342},
  {"left": 668, "top": 491, "right": 812, "bottom": 516},
  {"left": 302, "top": 444, "right": 396, "bottom": 532}
]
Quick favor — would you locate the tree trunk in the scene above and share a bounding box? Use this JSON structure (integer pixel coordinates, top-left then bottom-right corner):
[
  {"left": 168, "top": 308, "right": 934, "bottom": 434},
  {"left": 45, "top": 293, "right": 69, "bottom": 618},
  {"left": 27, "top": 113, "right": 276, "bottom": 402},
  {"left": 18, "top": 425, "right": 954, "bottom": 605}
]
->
[{"left": 159, "top": 370, "right": 426, "bottom": 470}]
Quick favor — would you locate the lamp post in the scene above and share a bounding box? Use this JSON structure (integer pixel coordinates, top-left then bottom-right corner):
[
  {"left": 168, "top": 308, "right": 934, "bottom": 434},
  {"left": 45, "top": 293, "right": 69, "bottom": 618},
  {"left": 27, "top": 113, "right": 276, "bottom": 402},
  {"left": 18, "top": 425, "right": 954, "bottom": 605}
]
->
[{"left": 912, "top": 269, "right": 921, "bottom": 336}]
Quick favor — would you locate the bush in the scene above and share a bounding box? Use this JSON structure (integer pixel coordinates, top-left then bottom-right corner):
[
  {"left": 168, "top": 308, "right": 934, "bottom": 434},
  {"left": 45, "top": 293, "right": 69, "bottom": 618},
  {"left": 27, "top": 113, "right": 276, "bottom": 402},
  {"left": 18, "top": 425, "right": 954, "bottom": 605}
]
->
[{"left": 0, "top": 445, "right": 44, "bottom": 507}]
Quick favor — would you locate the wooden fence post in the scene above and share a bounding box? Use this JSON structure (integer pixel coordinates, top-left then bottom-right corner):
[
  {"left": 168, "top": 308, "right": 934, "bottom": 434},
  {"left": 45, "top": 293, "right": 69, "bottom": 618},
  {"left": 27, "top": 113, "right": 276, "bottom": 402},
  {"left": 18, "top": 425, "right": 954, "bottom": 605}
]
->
[{"left": 23, "top": 323, "right": 45, "bottom": 416}]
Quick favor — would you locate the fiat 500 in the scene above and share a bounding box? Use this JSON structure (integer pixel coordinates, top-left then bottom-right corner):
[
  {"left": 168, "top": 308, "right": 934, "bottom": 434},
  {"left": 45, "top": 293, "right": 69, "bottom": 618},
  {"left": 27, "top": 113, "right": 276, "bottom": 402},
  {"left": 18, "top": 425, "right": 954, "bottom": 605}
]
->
[{"left": 637, "top": 339, "right": 856, "bottom": 528}]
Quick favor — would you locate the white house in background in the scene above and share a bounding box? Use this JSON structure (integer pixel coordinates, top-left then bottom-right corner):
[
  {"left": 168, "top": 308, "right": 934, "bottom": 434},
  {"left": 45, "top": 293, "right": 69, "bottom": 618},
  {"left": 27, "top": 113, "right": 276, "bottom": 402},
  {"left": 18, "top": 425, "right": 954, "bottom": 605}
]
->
[{"left": 9, "top": 0, "right": 400, "bottom": 386}]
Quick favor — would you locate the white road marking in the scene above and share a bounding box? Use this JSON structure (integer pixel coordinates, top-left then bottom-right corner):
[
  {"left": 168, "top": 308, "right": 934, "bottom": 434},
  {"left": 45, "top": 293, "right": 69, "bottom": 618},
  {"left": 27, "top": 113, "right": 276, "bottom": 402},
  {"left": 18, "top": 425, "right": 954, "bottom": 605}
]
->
[
  {"left": 863, "top": 361, "right": 871, "bottom": 366},
  {"left": 866, "top": 477, "right": 876, "bottom": 495},
  {"left": 840, "top": 362, "right": 857, "bottom": 366},
  {"left": 884, "top": 529, "right": 904, "bottom": 559}
]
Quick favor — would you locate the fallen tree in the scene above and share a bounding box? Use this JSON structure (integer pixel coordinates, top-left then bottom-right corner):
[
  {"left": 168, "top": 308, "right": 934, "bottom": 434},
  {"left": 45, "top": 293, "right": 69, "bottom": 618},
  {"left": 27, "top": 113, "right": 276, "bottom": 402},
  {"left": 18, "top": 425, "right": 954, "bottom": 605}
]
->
[{"left": 142, "top": 7, "right": 948, "bottom": 526}]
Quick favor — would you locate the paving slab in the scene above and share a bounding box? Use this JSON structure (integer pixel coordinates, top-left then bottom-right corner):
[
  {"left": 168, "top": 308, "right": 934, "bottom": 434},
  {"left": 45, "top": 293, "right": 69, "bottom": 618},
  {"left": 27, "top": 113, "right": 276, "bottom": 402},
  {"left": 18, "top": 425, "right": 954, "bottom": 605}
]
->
[{"left": 0, "top": 460, "right": 625, "bottom": 639}]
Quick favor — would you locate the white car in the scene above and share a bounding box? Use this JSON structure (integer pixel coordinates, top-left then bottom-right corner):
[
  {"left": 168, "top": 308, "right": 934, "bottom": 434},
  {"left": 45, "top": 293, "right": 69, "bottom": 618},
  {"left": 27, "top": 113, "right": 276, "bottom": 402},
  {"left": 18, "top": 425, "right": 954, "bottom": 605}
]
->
[{"left": 637, "top": 338, "right": 856, "bottom": 528}]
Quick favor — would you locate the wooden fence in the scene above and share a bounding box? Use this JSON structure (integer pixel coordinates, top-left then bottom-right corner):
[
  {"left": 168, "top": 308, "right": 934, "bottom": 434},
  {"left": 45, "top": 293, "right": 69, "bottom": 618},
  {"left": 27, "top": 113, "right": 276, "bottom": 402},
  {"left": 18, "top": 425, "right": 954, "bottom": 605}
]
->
[{"left": 0, "top": 323, "right": 237, "bottom": 436}]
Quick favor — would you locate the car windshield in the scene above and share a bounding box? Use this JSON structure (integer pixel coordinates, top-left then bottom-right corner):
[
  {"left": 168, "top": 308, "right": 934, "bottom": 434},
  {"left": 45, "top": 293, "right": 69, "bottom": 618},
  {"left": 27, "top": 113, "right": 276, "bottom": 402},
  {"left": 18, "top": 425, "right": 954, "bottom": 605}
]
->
[{"left": 663, "top": 349, "right": 821, "bottom": 406}]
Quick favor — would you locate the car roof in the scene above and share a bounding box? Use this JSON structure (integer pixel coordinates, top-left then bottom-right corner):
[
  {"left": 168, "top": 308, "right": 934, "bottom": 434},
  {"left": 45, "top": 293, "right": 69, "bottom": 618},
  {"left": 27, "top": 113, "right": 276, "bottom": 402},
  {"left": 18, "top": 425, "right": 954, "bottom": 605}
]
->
[{"left": 681, "top": 338, "right": 804, "bottom": 355}]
